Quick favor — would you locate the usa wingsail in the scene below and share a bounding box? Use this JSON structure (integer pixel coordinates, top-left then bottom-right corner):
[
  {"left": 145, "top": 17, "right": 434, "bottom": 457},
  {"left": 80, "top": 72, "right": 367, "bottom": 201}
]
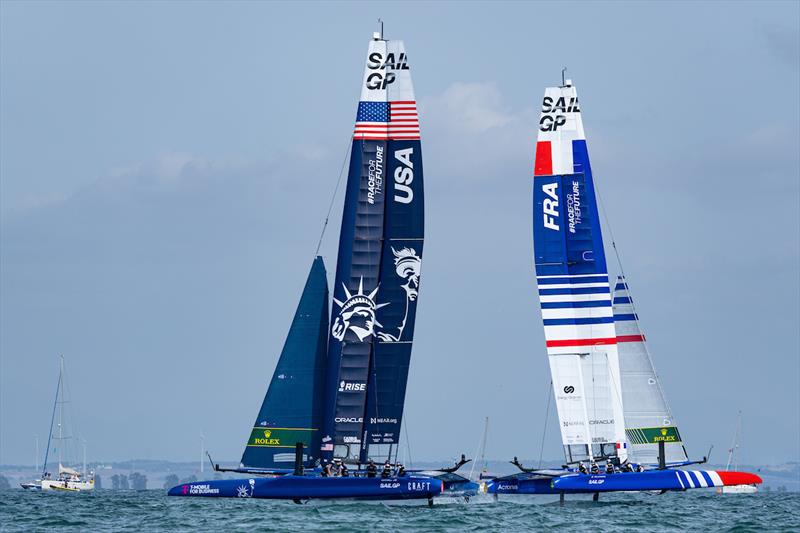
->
[{"left": 167, "top": 31, "right": 451, "bottom": 503}]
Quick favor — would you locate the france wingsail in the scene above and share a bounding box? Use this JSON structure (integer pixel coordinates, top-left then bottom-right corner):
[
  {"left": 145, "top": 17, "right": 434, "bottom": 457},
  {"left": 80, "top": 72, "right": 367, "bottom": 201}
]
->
[
  {"left": 485, "top": 77, "right": 762, "bottom": 498},
  {"left": 169, "top": 31, "right": 441, "bottom": 503},
  {"left": 532, "top": 81, "right": 626, "bottom": 465}
]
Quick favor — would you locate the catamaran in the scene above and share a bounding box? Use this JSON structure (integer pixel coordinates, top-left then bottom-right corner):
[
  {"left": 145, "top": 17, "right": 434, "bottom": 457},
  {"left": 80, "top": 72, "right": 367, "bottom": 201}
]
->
[
  {"left": 485, "top": 76, "right": 762, "bottom": 499},
  {"left": 21, "top": 356, "right": 95, "bottom": 492},
  {"left": 169, "top": 30, "right": 473, "bottom": 504}
]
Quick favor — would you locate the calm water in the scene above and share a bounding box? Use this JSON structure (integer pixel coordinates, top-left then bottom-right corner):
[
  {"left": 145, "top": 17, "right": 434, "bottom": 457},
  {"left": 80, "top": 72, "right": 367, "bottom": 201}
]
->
[{"left": 1, "top": 489, "right": 798, "bottom": 532}]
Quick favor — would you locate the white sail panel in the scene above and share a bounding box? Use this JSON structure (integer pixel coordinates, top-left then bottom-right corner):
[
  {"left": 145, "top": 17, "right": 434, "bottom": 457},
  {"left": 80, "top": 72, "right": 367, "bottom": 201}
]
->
[{"left": 614, "top": 276, "right": 688, "bottom": 464}]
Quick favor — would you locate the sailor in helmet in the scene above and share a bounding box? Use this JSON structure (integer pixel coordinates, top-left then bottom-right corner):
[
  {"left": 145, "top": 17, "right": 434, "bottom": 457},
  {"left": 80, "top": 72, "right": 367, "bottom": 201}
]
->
[
  {"left": 578, "top": 462, "right": 588, "bottom": 475},
  {"left": 366, "top": 459, "right": 377, "bottom": 478},
  {"left": 396, "top": 463, "right": 406, "bottom": 477},
  {"left": 381, "top": 460, "right": 392, "bottom": 479},
  {"left": 590, "top": 461, "right": 599, "bottom": 474},
  {"left": 605, "top": 459, "right": 615, "bottom": 474}
]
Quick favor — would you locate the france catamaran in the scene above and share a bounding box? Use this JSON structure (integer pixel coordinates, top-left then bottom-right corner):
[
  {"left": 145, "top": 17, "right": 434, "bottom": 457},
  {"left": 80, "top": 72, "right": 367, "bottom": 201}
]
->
[
  {"left": 485, "top": 77, "right": 761, "bottom": 498},
  {"left": 169, "top": 30, "right": 469, "bottom": 503},
  {"left": 21, "top": 356, "right": 95, "bottom": 492}
]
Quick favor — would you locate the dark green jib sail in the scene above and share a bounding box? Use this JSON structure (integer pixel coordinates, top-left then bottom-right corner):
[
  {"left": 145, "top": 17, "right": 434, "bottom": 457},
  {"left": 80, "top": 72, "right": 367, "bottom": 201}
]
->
[{"left": 240, "top": 256, "right": 329, "bottom": 469}]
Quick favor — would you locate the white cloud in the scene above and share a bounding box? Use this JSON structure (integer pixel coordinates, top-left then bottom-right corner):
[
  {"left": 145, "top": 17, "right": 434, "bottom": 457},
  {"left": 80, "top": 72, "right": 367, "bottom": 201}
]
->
[{"left": 422, "top": 81, "right": 515, "bottom": 135}]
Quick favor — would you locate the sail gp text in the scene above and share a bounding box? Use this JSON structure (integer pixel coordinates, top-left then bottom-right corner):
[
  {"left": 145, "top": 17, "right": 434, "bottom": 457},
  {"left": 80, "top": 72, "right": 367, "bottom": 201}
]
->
[
  {"left": 365, "top": 51, "right": 409, "bottom": 90},
  {"left": 367, "top": 146, "right": 384, "bottom": 205}
]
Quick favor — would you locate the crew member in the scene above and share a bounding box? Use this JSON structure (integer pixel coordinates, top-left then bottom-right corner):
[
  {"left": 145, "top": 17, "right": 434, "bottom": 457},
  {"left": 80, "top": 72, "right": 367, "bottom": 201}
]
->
[
  {"left": 366, "top": 460, "right": 377, "bottom": 478},
  {"left": 578, "top": 462, "right": 588, "bottom": 474},
  {"left": 590, "top": 461, "right": 599, "bottom": 474},
  {"left": 340, "top": 464, "right": 349, "bottom": 477},
  {"left": 636, "top": 464, "right": 645, "bottom": 472},
  {"left": 320, "top": 460, "right": 329, "bottom": 477},
  {"left": 381, "top": 461, "right": 392, "bottom": 478},
  {"left": 605, "top": 460, "right": 615, "bottom": 474},
  {"left": 396, "top": 463, "right": 406, "bottom": 477}
]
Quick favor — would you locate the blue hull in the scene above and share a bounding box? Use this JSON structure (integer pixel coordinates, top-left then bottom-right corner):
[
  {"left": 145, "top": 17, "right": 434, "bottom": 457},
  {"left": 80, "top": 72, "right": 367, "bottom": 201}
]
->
[
  {"left": 486, "top": 469, "right": 763, "bottom": 494},
  {"left": 168, "top": 475, "right": 442, "bottom": 501},
  {"left": 486, "top": 474, "right": 558, "bottom": 495}
]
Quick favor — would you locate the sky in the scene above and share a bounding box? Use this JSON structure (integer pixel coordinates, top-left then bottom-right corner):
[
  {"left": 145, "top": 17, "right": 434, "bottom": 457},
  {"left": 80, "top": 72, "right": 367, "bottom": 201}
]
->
[{"left": 1, "top": 1, "right": 798, "bottom": 468}]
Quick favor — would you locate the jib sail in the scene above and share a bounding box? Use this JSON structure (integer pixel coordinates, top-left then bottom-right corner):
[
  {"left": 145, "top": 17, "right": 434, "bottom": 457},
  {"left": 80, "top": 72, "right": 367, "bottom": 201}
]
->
[
  {"left": 240, "top": 257, "right": 329, "bottom": 469},
  {"left": 614, "top": 276, "right": 688, "bottom": 464},
  {"left": 532, "top": 80, "right": 627, "bottom": 464},
  {"left": 322, "top": 33, "right": 424, "bottom": 463}
]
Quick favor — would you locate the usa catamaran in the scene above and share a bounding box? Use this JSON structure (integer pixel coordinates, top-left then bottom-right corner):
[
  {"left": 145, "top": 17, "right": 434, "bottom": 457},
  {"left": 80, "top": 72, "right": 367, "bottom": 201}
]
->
[
  {"left": 169, "top": 30, "right": 474, "bottom": 503},
  {"left": 485, "top": 77, "right": 761, "bottom": 499},
  {"left": 21, "top": 356, "right": 94, "bottom": 492}
]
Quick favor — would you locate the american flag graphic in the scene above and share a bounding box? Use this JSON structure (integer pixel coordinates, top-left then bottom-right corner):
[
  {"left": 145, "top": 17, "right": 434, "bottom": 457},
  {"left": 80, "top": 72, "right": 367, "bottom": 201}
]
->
[{"left": 353, "top": 101, "right": 420, "bottom": 140}]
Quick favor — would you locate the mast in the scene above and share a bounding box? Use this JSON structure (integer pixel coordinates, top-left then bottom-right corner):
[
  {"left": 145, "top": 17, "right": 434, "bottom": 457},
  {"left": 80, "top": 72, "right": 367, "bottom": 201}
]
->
[
  {"left": 726, "top": 411, "right": 742, "bottom": 471},
  {"left": 58, "top": 355, "right": 64, "bottom": 469},
  {"left": 41, "top": 358, "right": 61, "bottom": 477}
]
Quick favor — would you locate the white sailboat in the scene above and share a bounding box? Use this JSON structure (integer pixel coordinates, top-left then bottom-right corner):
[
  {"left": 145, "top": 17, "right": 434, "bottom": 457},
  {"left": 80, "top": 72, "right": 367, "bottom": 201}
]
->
[
  {"left": 718, "top": 411, "right": 758, "bottom": 494},
  {"left": 21, "top": 356, "right": 94, "bottom": 492}
]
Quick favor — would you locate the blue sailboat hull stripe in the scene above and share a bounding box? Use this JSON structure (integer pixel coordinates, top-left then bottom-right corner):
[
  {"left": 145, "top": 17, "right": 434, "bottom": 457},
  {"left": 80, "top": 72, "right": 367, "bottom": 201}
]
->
[{"left": 613, "top": 314, "right": 638, "bottom": 321}]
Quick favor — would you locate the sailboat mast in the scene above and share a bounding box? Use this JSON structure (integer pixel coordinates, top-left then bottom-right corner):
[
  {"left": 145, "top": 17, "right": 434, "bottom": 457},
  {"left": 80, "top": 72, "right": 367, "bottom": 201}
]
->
[
  {"left": 58, "top": 355, "right": 64, "bottom": 469},
  {"left": 41, "top": 358, "right": 61, "bottom": 477}
]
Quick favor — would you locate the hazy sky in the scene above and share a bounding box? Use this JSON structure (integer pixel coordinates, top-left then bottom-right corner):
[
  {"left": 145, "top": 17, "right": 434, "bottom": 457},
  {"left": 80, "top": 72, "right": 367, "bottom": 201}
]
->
[{"left": 2, "top": 1, "right": 798, "bottom": 468}]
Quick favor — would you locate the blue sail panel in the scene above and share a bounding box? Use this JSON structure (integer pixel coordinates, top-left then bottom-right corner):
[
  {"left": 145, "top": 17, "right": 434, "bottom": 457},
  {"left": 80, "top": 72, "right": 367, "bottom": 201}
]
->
[
  {"left": 240, "top": 257, "right": 328, "bottom": 469},
  {"left": 533, "top": 172, "right": 605, "bottom": 277},
  {"left": 362, "top": 139, "right": 424, "bottom": 453}
]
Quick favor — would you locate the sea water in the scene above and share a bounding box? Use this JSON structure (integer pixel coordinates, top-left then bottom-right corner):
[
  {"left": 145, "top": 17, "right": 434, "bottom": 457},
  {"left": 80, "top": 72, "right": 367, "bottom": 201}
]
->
[{"left": 1, "top": 489, "right": 798, "bottom": 532}]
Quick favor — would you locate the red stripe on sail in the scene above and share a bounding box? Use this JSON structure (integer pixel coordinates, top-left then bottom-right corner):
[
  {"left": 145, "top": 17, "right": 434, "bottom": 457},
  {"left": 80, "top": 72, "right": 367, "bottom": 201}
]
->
[
  {"left": 616, "top": 334, "right": 646, "bottom": 343},
  {"left": 534, "top": 141, "right": 552, "bottom": 176},
  {"left": 546, "top": 337, "right": 618, "bottom": 347}
]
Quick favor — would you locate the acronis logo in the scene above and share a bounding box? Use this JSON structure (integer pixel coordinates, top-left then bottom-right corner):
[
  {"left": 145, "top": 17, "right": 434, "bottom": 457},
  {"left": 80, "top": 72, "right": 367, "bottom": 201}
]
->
[{"left": 542, "top": 182, "right": 560, "bottom": 231}]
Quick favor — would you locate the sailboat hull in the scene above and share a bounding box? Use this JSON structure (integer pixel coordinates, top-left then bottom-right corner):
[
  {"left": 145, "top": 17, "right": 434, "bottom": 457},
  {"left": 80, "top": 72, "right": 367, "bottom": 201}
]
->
[
  {"left": 485, "top": 469, "right": 762, "bottom": 495},
  {"left": 168, "top": 474, "right": 442, "bottom": 501}
]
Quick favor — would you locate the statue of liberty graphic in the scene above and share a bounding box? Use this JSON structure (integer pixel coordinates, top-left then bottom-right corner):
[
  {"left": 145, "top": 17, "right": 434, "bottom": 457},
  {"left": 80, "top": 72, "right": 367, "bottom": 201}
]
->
[
  {"left": 376, "top": 247, "right": 421, "bottom": 342},
  {"left": 331, "top": 247, "right": 421, "bottom": 343},
  {"left": 331, "top": 278, "right": 387, "bottom": 342}
]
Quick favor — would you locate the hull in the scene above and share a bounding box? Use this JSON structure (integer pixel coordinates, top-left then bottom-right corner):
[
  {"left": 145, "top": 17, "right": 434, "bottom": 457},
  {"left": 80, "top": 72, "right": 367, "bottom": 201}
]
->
[
  {"left": 168, "top": 474, "right": 442, "bottom": 501},
  {"left": 485, "top": 475, "right": 559, "bottom": 495},
  {"left": 719, "top": 484, "right": 758, "bottom": 494},
  {"left": 41, "top": 479, "right": 94, "bottom": 492},
  {"left": 486, "top": 469, "right": 763, "bottom": 495}
]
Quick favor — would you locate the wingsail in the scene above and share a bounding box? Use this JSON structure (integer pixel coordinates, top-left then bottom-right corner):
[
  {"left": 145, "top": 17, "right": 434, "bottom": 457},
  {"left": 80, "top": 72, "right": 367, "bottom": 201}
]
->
[
  {"left": 532, "top": 80, "right": 627, "bottom": 464},
  {"left": 614, "top": 276, "right": 688, "bottom": 464},
  {"left": 240, "top": 257, "right": 329, "bottom": 469},
  {"left": 322, "top": 34, "right": 424, "bottom": 463}
]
